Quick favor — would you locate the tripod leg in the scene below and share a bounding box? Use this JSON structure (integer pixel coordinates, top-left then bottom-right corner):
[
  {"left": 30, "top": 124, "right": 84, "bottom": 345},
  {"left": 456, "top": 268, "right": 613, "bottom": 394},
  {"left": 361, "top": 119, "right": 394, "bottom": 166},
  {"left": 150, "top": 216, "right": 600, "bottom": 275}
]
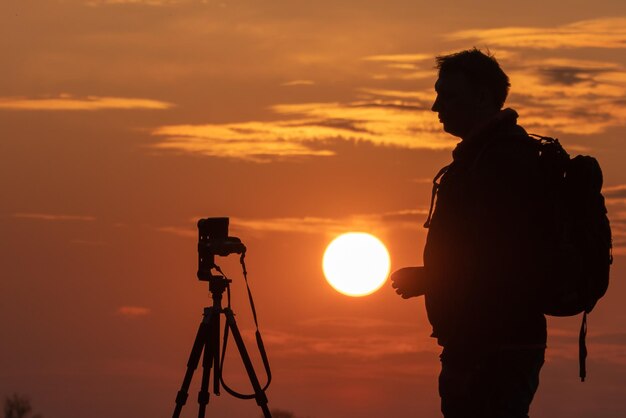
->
[
  {"left": 223, "top": 308, "right": 272, "bottom": 418},
  {"left": 198, "top": 308, "right": 217, "bottom": 418},
  {"left": 212, "top": 305, "right": 222, "bottom": 395},
  {"left": 172, "top": 311, "right": 211, "bottom": 418}
]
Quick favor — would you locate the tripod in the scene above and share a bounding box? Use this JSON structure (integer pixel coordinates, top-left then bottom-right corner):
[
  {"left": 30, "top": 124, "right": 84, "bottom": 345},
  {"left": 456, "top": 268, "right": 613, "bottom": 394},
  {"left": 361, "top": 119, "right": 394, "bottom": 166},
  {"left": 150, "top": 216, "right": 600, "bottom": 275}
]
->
[{"left": 172, "top": 275, "right": 272, "bottom": 418}]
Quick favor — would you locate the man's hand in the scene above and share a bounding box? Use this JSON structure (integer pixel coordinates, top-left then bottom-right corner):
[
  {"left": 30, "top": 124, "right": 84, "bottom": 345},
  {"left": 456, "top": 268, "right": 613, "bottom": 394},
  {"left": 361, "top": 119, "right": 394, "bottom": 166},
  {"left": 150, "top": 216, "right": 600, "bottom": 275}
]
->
[{"left": 390, "top": 266, "right": 430, "bottom": 299}]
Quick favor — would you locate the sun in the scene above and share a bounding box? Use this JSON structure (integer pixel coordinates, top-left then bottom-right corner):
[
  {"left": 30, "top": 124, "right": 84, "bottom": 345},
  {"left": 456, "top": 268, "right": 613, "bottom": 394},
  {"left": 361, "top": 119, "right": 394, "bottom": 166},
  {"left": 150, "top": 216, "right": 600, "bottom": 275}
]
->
[{"left": 322, "top": 232, "right": 391, "bottom": 297}]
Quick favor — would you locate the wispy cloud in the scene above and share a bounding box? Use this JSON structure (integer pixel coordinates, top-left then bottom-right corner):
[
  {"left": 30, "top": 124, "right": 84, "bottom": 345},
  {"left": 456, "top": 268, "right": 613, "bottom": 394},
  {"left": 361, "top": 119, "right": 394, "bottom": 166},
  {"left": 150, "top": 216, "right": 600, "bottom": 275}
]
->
[
  {"left": 152, "top": 120, "right": 336, "bottom": 162},
  {"left": 0, "top": 95, "right": 174, "bottom": 111},
  {"left": 232, "top": 216, "right": 348, "bottom": 235},
  {"left": 117, "top": 306, "right": 151, "bottom": 317},
  {"left": 504, "top": 59, "right": 626, "bottom": 135},
  {"left": 363, "top": 53, "right": 431, "bottom": 63},
  {"left": 70, "top": 239, "right": 108, "bottom": 246},
  {"left": 593, "top": 332, "right": 626, "bottom": 346},
  {"left": 604, "top": 185, "right": 626, "bottom": 200},
  {"left": 261, "top": 328, "right": 439, "bottom": 381},
  {"left": 448, "top": 17, "right": 626, "bottom": 49},
  {"left": 154, "top": 226, "right": 196, "bottom": 238},
  {"left": 298, "top": 316, "right": 417, "bottom": 330},
  {"left": 154, "top": 217, "right": 342, "bottom": 238},
  {"left": 605, "top": 191, "right": 626, "bottom": 254},
  {"left": 548, "top": 327, "right": 626, "bottom": 364},
  {"left": 231, "top": 210, "right": 427, "bottom": 236},
  {"left": 155, "top": 210, "right": 428, "bottom": 240},
  {"left": 360, "top": 49, "right": 626, "bottom": 136},
  {"left": 262, "top": 317, "right": 432, "bottom": 359},
  {"left": 534, "top": 59, "right": 620, "bottom": 86},
  {"left": 152, "top": 101, "right": 453, "bottom": 161},
  {"left": 357, "top": 88, "right": 434, "bottom": 103},
  {"left": 12, "top": 212, "right": 96, "bottom": 222},
  {"left": 86, "top": 0, "right": 181, "bottom": 6},
  {"left": 271, "top": 102, "right": 451, "bottom": 148},
  {"left": 362, "top": 56, "right": 623, "bottom": 137},
  {"left": 281, "top": 80, "right": 315, "bottom": 87},
  {"left": 150, "top": 25, "right": 625, "bottom": 163},
  {"left": 363, "top": 53, "right": 435, "bottom": 80}
]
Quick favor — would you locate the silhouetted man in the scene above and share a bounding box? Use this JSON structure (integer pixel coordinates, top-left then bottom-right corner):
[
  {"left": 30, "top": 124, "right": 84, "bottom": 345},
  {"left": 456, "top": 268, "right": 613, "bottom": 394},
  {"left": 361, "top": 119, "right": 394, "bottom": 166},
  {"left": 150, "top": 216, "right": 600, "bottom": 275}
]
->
[{"left": 391, "top": 49, "right": 547, "bottom": 418}]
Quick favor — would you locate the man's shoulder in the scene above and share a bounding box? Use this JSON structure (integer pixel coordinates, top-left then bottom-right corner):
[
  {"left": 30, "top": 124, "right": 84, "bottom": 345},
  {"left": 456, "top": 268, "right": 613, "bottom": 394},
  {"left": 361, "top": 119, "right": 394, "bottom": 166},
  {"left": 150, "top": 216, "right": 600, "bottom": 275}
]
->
[
  {"left": 474, "top": 125, "right": 542, "bottom": 186},
  {"left": 486, "top": 125, "right": 539, "bottom": 164}
]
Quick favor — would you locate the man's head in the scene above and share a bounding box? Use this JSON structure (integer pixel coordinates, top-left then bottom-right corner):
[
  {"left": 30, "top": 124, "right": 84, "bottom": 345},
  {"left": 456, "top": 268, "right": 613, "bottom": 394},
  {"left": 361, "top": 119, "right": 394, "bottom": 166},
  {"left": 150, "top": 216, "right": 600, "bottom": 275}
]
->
[{"left": 431, "top": 48, "right": 510, "bottom": 139}]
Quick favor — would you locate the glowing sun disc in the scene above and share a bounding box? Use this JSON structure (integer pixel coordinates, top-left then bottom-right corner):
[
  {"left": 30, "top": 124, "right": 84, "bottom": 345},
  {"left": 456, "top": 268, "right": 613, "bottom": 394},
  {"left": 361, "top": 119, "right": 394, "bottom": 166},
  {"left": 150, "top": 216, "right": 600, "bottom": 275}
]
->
[{"left": 322, "top": 232, "right": 391, "bottom": 297}]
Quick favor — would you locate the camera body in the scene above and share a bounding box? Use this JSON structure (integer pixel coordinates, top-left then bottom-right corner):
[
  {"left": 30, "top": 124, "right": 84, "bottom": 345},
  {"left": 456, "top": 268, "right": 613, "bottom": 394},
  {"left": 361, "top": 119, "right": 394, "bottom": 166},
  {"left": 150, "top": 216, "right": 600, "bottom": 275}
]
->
[{"left": 197, "top": 217, "right": 246, "bottom": 281}]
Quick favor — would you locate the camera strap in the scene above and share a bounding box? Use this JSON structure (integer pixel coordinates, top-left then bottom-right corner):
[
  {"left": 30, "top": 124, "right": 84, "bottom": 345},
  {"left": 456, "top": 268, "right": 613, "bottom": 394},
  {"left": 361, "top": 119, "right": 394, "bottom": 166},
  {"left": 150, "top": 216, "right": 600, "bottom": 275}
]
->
[
  {"left": 213, "top": 254, "right": 272, "bottom": 399},
  {"left": 239, "top": 252, "right": 272, "bottom": 388}
]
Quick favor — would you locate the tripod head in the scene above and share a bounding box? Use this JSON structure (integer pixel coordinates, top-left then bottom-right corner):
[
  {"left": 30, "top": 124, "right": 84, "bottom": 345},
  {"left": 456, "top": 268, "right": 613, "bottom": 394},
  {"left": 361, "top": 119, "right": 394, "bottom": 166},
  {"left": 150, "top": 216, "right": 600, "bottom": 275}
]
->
[
  {"left": 197, "top": 217, "right": 246, "bottom": 282},
  {"left": 207, "top": 274, "right": 230, "bottom": 298}
]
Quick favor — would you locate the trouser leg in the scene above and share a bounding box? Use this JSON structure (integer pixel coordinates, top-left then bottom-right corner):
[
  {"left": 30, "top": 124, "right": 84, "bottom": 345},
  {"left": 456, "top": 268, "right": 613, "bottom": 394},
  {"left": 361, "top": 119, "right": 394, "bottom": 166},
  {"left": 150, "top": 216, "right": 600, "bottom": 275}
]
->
[{"left": 439, "top": 348, "right": 545, "bottom": 418}]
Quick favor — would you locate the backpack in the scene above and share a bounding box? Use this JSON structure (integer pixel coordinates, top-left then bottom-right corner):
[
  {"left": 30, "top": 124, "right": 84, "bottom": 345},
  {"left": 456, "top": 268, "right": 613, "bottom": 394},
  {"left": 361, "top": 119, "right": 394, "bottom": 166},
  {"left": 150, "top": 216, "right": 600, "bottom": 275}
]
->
[
  {"left": 423, "top": 132, "right": 613, "bottom": 381},
  {"left": 531, "top": 134, "right": 613, "bottom": 381}
]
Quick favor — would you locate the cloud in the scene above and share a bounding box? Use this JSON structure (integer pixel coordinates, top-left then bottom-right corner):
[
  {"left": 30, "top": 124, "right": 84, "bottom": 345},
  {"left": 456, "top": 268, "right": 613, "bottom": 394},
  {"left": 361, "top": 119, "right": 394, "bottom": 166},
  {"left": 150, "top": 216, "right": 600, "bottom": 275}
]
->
[
  {"left": 605, "top": 194, "right": 626, "bottom": 253},
  {"left": 357, "top": 88, "right": 434, "bottom": 103},
  {"left": 117, "top": 306, "right": 151, "bottom": 317},
  {"left": 156, "top": 216, "right": 366, "bottom": 238},
  {"left": 604, "top": 189, "right": 626, "bottom": 254},
  {"left": 281, "top": 80, "right": 315, "bottom": 87},
  {"left": 504, "top": 59, "right": 626, "bottom": 135},
  {"left": 232, "top": 216, "right": 348, "bottom": 235},
  {"left": 262, "top": 317, "right": 433, "bottom": 359},
  {"left": 363, "top": 53, "right": 435, "bottom": 80},
  {"left": 547, "top": 328, "right": 626, "bottom": 365},
  {"left": 271, "top": 101, "right": 452, "bottom": 148},
  {"left": 256, "top": 317, "right": 441, "bottom": 383},
  {"left": 604, "top": 185, "right": 626, "bottom": 200},
  {"left": 152, "top": 101, "right": 454, "bottom": 161},
  {"left": 148, "top": 26, "right": 625, "bottom": 163},
  {"left": 155, "top": 210, "right": 428, "bottom": 241},
  {"left": 363, "top": 53, "right": 431, "bottom": 63},
  {"left": 151, "top": 120, "right": 336, "bottom": 162},
  {"left": 412, "top": 177, "right": 434, "bottom": 184},
  {"left": 230, "top": 210, "right": 427, "bottom": 235},
  {"left": 12, "top": 212, "right": 96, "bottom": 222},
  {"left": 265, "top": 331, "right": 439, "bottom": 381},
  {"left": 86, "top": 0, "right": 181, "bottom": 5},
  {"left": 379, "top": 209, "right": 428, "bottom": 223},
  {"left": 437, "top": 21, "right": 626, "bottom": 136},
  {"left": 448, "top": 17, "right": 626, "bottom": 49},
  {"left": 0, "top": 95, "right": 174, "bottom": 111},
  {"left": 593, "top": 333, "right": 626, "bottom": 346},
  {"left": 154, "top": 226, "right": 196, "bottom": 238},
  {"left": 298, "top": 316, "right": 417, "bottom": 330},
  {"left": 362, "top": 51, "right": 626, "bottom": 138},
  {"left": 536, "top": 61, "right": 618, "bottom": 86},
  {"left": 149, "top": 35, "right": 624, "bottom": 164},
  {"left": 70, "top": 239, "right": 108, "bottom": 246}
]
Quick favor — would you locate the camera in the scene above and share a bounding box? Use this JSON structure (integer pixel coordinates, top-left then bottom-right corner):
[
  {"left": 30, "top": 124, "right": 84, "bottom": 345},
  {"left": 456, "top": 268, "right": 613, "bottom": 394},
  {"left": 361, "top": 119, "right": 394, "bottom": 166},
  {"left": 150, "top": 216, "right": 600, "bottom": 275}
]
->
[{"left": 197, "top": 217, "right": 246, "bottom": 281}]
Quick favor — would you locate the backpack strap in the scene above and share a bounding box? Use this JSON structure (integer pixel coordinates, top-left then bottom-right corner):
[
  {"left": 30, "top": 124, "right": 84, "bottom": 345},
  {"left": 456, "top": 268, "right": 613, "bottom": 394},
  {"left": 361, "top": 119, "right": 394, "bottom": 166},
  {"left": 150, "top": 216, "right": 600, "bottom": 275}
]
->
[
  {"left": 424, "top": 165, "right": 451, "bottom": 228},
  {"left": 579, "top": 312, "right": 588, "bottom": 382}
]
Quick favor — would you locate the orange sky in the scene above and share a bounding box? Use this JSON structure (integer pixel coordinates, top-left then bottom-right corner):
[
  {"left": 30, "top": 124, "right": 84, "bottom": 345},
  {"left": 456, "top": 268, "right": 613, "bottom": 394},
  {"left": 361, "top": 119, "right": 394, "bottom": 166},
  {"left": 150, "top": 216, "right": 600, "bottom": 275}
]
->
[{"left": 2, "top": 1, "right": 626, "bottom": 417}]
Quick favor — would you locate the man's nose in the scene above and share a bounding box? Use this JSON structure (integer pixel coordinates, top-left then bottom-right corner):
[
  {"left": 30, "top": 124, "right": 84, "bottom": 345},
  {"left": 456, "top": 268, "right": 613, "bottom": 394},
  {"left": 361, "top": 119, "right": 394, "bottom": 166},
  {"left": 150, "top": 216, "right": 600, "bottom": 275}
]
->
[{"left": 431, "top": 96, "right": 440, "bottom": 112}]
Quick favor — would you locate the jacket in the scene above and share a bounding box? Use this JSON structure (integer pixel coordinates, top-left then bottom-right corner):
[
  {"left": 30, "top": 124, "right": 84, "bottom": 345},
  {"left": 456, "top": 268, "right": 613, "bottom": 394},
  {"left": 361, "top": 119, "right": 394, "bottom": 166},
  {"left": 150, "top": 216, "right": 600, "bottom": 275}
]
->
[{"left": 423, "top": 109, "right": 547, "bottom": 350}]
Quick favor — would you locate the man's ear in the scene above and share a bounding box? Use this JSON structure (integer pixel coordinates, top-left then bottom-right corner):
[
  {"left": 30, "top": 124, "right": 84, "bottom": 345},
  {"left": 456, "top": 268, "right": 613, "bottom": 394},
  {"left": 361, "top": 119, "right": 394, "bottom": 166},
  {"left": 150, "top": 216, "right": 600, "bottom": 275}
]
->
[{"left": 477, "top": 88, "right": 496, "bottom": 110}]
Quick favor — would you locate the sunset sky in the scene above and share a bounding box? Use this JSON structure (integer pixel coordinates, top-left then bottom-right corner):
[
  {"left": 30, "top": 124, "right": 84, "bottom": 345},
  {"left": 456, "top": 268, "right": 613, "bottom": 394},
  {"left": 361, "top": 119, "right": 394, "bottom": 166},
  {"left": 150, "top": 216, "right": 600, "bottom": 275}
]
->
[{"left": 2, "top": 1, "right": 626, "bottom": 417}]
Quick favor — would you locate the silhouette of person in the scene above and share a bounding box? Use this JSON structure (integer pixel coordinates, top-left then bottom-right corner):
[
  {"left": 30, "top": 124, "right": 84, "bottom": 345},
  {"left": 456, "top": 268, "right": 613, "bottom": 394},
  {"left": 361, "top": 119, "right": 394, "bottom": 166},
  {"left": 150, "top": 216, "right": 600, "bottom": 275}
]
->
[{"left": 391, "top": 49, "right": 547, "bottom": 418}]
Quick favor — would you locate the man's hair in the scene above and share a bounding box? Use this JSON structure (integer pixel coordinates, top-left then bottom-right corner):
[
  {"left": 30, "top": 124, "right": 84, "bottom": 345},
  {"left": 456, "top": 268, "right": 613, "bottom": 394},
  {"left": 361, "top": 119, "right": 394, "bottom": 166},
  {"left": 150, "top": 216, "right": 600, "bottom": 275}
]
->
[{"left": 435, "top": 48, "right": 510, "bottom": 109}]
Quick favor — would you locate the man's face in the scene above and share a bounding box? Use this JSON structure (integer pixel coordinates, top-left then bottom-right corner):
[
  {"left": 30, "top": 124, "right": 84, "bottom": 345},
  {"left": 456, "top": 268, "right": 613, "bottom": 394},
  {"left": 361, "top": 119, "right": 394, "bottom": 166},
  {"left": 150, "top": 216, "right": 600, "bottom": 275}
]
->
[{"left": 431, "top": 71, "right": 483, "bottom": 138}]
